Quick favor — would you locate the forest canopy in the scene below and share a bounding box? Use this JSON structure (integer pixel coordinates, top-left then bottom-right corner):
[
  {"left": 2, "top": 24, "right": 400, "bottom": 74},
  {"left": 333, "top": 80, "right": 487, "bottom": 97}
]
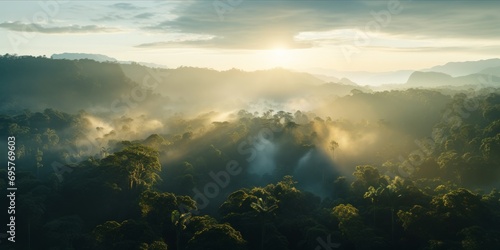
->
[{"left": 1, "top": 55, "right": 500, "bottom": 250}]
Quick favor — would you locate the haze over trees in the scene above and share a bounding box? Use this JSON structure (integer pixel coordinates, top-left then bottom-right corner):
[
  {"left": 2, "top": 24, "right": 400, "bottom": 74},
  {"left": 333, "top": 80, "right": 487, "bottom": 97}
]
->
[{"left": 1, "top": 55, "right": 500, "bottom": 249}]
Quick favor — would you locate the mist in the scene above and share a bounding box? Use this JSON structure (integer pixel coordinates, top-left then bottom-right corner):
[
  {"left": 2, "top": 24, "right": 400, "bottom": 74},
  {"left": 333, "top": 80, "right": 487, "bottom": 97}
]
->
[
  {"left": 2, "top": 56, "right": 493, "bottom": 191},
  {"left": 1, "top": 55, "right": 500, "bottom": 250}
]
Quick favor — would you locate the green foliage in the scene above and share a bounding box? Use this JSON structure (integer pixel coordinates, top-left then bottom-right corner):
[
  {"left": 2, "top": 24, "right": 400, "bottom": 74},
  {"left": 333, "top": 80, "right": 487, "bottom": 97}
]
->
[
  {"left": 43, "top": 216, "right": 84, "bottom": 249},
  {"left": 1, "top": 70, "right": 500, "bottom": 250},
  {"left": 352, "top": 165, "right": 388, "bottom": 195},
  {"left": 332, "top": 204, "right": 381, "bottom": 249},
  {"left": 186, "top": 223, "right": 247, "bottom": 250},
  {"left": 100, "top": 144, "right": 161, "bottom": 190},
  {"left": 92, "top": 219, "right": 158, "bottom": 250}
]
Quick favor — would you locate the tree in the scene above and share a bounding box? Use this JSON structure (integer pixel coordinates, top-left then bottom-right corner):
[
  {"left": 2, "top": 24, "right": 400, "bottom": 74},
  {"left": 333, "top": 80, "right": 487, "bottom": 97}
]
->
[
  {"left": 144, "top": 134, "right": 170, "bottom": 149},
  {"left": 251, "top": 198, "right": 278, "bottom": 250},
  {"left": 364, "top": 177, "right": 405, "bottom": 244},
  {"left": 459, "top": 226, "right": 500, "bottom": 250},
  {"left": 329, "top": 140, "right": 339, "bottom": 154},
  {"left": 332, "top": 204, "right": 379, "bottom": 249},
  {"left": 480, "top": 133, "right": 500, "bottom": 162},
  {"left": 43, "top": 216, "right": 84, "bottom": 249},
  {"left": 101, "top": 144, "right": 161, "bottom": 190},
  {"left": 93, "top": 221, "right": 121, "bottom": 247},
  {"left": 431, "top": 188, "right": 489, "bottom": 225},
  {"left": 140, "top": 190, "right": 196, "bottom": 230},
  {"left": 148, "top": 240, "right": 169, "bottom": 250},
  {"left": 218, "top": 179, "right": 294, "bottom": 250},
  {"left": 92, "top": 219, "right": 157, "bottom": 250},
  {"left": 186, "top": 224, "right": 247, "bottom": 250},
  {"left": 332, "top": 176, "right": 350, "bottom": 199},
  {"left": 171, "top": 210, "right": 192, "bottom": 250},
  {"left": 351, "top": 165, "right": 388, "bottom": 195},
  {"left": 398, "top": 205, "right": 437, "bottom": 242}
]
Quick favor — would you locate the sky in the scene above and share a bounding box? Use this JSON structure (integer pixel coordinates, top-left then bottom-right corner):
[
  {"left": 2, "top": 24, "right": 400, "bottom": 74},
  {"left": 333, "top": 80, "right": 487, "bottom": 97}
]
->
[{"left": 1, "top": 0, "right": 499, "bottom": 72}]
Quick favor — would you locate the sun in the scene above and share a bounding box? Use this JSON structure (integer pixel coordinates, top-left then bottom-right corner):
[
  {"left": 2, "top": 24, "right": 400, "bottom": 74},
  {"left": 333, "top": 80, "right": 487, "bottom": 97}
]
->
[
  {"left": 272, "top": 47, "right": 287, "bottom": 57},
  {"left": 267, "top": 47, "right": 292, "bottom": 67}
]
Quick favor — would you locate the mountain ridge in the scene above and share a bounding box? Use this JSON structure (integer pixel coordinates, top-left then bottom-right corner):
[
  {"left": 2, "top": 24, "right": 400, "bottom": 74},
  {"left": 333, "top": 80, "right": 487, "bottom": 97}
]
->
[
  {"left": 1, "top": 55, "right": 368, "bottom": 115},
  {"left": 422, "top": 58, "right": 500, "bottom": 77},
  {"left": 405, "top": 70, "right": 500, "bottom": 87},
  {"left": 50, "top": 53, "right": 500, "bottom": 87}
]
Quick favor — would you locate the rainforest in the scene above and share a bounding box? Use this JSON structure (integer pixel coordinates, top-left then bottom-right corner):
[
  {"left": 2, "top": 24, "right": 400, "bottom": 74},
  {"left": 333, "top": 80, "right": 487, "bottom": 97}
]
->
[{"left": 1, "top": 55, "right": 500, "bottom": 249}]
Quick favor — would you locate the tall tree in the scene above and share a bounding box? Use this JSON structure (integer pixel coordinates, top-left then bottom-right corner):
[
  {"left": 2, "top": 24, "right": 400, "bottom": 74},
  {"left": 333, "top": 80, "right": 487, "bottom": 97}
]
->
[{"left": 101, "top": 144, "right": 161, "bottom": 190}]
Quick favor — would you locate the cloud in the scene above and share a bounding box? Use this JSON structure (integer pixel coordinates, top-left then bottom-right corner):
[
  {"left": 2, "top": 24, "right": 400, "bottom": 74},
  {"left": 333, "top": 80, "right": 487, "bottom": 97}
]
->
[
  {"left": 92, "top": 14, "right": 125, "bottom": 22},
  {"left": 3, "top": 0, "right": 497, "bottom": 53},
  {"left": 139, "top": 1, "right": 350, "bottom": 49},
  {"left": 135, "top": 33, "right": 218, "bottom": 48},
  {"left": 92, "top": 12, "right": 155, "bottom": 22},
  {"left": 0, "top": 21, "right": 121, "bottom": 33},
  {"left": 135, "top": 36, "right": 312, "bottom": 50},
  {"left": 381, "top": 1, "right": 500, "bottom": 40},
  {"left": 134, "top": 12, "right": 155, "bottom": 19},
  {"left": 135, "top": 0, "right": 500, "bottom": 50},
  {"left": 364, "top": 45, "right": 500, "bottom": 54},
  {"left": 110, "top": 3, "right": 143, "bottom": 10}
]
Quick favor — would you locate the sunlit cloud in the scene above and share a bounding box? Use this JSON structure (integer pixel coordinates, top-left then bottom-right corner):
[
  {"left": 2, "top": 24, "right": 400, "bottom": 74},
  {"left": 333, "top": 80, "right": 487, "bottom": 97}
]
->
[
  {"left": 135, "top": 33, "right": 217, "bottom": 48},
  {"left": 1, "top": 0, "right": 499, "bottom": 71}
]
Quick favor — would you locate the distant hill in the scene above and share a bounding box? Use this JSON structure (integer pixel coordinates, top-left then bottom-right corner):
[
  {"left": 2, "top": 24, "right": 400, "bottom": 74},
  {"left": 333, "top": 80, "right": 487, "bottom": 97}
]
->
[
  {"left": 307, "top": 58, "right": 500, "bottom": 86},
  {"left": 338, "top": 78, "right": 359, "bottom": 86},
  {"left": 0, "top": 55, "right": 159, "bottom": 115},
  {"left": 312, "top": 74, "right": 340, "bottom": 84},
  {"left": 315, "top": 88, "right": 452, "bottom": 137},
  {"left": 51, "top": 53, "right": 168, "bottom": 68},
  {"left": 422, "top": 58, "right": 500, "bottom": 77},
  {"left": 316, "top": 82, "right": 371, "bottom": 97},
  {"left": 406, "top": 71, "right": 454, "bottom": 87},
  {"left": 480, "top": 66, "right": 500, "bottom": 77},
  {"left": 1, "top": 55, "right": 371, "bottom": 115},
  {"left": 51, "top": 53, "right": 118, "bottom": 62},
  {"left": 13, "top": 55, "right": 498, "bottom": 116},
  {"left": 406, "top": 71, "right": 500, "bottom": 87},
  {"left": 305, "top": 68, "right": 414, "bottom": 85}
]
